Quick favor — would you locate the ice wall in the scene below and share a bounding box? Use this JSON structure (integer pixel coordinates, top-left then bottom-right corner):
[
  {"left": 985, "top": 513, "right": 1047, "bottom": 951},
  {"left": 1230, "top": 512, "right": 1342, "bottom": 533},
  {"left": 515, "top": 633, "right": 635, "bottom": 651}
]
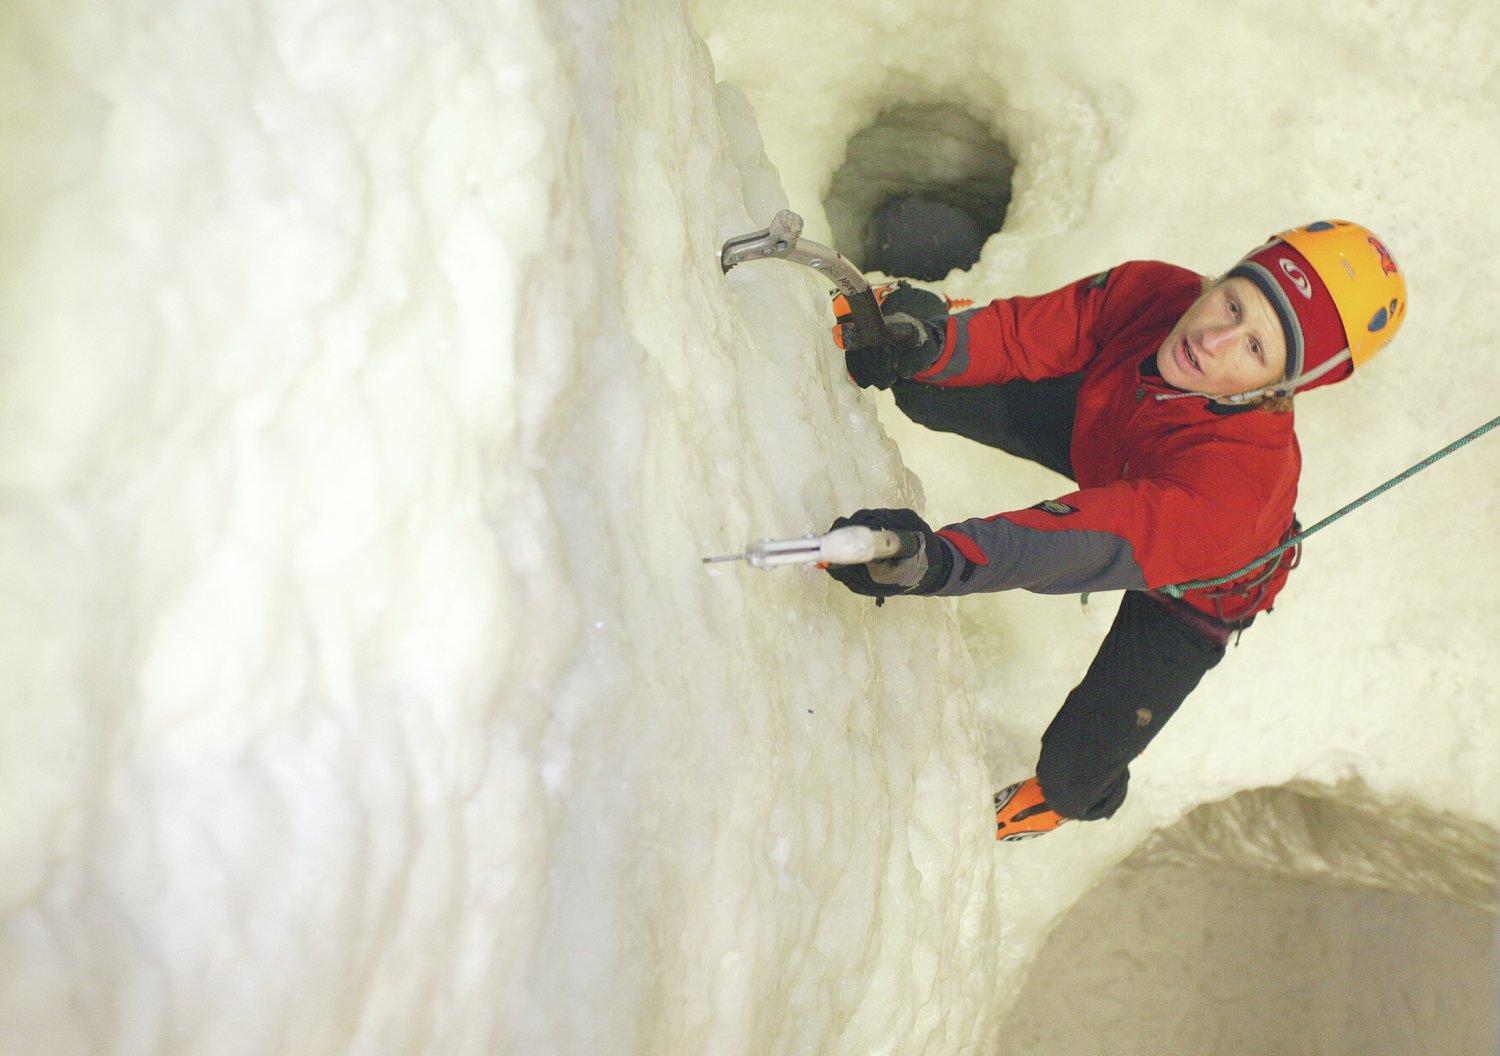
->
[{"left": 0, "top": 1, "right": 1007, "bottom": 1054}]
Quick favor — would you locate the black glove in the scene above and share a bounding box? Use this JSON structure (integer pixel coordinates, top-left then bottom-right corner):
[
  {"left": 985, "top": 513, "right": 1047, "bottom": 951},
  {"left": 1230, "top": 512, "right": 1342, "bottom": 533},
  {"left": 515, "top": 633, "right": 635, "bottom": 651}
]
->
[
  {"left": 844, "top": 315, "right": 946, "bottom": 389},
  {"left": 879, "top": 282, "right": 947, "bottom": 319},
  {"left": 837, "top": 282, "right": 948, "bottom": 390},
  {"left": 824, "top": 508, "right": 953, "bottom": 598}
]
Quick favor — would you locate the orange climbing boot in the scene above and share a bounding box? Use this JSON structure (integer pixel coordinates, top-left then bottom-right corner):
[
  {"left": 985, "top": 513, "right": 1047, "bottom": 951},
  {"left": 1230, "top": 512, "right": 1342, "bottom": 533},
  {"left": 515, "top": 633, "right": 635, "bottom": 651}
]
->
[{"left": 994, "top": 777, "right": 1070, "bottom": 842}]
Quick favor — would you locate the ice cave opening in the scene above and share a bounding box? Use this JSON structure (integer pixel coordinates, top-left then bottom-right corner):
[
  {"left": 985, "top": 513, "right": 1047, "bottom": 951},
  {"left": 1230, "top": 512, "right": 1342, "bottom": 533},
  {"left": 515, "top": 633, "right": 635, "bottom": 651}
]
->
[
  {"left": 823, "top": 103, "right": 1016, "bottom": 280},
  {"left": 996, "top": 783, "right": 1499, "bottom": 1054}
]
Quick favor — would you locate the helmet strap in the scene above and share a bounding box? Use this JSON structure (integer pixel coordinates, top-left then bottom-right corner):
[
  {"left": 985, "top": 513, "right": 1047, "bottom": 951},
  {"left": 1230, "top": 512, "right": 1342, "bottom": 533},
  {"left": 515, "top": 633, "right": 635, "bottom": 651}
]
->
[{"left": 1209, "top": 347, "right": 1353, "bottom": 405}]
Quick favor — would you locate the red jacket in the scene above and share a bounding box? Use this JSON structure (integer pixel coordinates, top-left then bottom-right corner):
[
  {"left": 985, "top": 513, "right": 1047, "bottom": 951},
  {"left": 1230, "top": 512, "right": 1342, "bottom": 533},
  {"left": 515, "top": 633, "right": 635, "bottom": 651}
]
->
[{"left": 915, "top": 260, "right": 1300, "bottom": 624}]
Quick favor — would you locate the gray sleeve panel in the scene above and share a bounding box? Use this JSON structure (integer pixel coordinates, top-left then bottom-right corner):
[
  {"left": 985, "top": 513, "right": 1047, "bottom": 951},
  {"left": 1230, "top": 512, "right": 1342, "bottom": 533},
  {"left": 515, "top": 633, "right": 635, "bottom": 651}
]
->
[
  {"left": 933, "top": 516, "right": 1150, "bottom": 597},
  {"left": 923, "top": 307, "right": 983, "bottom": 383}
]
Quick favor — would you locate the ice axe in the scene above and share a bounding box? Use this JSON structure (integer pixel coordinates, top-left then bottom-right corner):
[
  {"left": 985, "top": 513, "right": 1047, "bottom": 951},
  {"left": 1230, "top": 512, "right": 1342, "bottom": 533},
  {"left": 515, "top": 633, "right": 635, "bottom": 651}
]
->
[
  {"left": 714, "top": 215, "right": 912, "bottom": 572},
  {"left": 703, "top": 525, "right": 919, "bottom": 571},
  {"left": 719, "top": 209, "right": 891, "bottom": 350}
]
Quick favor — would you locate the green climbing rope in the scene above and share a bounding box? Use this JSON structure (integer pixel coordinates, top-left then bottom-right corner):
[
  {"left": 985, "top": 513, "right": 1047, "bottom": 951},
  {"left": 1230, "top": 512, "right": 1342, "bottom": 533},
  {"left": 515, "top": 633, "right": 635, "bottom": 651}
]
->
[{"left": 1158, "top": 413, "right": 1500, "bottom": 598}]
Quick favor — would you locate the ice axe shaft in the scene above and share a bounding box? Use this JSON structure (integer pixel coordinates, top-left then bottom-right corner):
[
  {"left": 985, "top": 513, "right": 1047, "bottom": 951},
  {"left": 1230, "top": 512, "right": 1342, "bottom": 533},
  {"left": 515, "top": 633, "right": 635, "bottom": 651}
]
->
[
  {"left": 719, "top": 210, "right": 890, "bottom": 349},
  {"left": 703, "top": 525, "right": 919, "bottom": 571}
]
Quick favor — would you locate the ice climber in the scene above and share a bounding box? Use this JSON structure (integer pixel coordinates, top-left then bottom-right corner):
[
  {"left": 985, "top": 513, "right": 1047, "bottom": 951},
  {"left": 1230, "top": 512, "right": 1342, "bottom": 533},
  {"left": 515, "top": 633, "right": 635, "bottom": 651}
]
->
[{"left": 823, "top": 221, "right": 1407, "bottom": 841}]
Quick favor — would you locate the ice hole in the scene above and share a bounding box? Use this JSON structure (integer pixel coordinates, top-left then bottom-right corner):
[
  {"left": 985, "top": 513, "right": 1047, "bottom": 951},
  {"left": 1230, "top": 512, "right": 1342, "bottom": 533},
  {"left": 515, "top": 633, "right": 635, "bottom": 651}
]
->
[
  {"left": 824, "top": 103, "right": 1016, "bottom": 281},
  {"left": 997, "top": 784, "right": 1499, "bottom": 1056}
]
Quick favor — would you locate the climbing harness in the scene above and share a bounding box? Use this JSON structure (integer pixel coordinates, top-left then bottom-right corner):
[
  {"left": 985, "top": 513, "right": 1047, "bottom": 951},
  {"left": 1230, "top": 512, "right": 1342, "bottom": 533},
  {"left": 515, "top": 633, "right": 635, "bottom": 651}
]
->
[{"left": 1158, "top": 413, "right": 1500, "bottom": 598}]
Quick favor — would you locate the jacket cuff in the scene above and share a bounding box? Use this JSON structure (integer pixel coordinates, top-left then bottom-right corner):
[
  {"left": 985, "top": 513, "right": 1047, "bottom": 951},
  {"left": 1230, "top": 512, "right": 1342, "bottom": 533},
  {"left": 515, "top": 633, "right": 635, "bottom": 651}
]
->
[{"left": 912, "top": 534, "right": 955, "bottom": 594}]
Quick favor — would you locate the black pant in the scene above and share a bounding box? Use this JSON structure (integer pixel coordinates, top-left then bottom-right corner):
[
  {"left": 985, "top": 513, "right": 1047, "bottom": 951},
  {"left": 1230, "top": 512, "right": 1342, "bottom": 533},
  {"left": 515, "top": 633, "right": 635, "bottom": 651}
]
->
[{"left": 892, "top": 377, "right": 1229, "bottom": 821}]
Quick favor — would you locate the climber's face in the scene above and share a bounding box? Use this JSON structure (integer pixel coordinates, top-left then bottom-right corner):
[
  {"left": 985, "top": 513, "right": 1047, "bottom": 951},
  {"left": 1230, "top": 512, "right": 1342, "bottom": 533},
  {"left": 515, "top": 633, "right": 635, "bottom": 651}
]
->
[{"left": 1157, "top": 277, "right": 1288, "bottom": 396}]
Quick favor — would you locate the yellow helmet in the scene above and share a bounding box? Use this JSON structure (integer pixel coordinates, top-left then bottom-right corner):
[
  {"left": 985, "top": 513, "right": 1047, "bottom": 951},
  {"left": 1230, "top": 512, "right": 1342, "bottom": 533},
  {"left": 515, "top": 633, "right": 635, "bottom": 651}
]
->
[{"left": 1227, "top": 220, "right": 1407, "bottom": 397}]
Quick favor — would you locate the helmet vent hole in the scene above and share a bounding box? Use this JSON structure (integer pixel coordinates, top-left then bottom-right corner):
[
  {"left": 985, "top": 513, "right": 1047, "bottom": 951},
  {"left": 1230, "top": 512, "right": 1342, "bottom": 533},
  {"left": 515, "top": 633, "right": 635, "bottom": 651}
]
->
[{"left": 823, "top": 103, "right": 1016, "bottom": 281}]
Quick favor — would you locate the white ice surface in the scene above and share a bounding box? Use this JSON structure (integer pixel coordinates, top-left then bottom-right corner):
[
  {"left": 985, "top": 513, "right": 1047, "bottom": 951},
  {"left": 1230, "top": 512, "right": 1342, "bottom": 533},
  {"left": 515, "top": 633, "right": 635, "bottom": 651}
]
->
[{"left": 1, "top": 1, "right": 1497, "bottom": 1054}]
